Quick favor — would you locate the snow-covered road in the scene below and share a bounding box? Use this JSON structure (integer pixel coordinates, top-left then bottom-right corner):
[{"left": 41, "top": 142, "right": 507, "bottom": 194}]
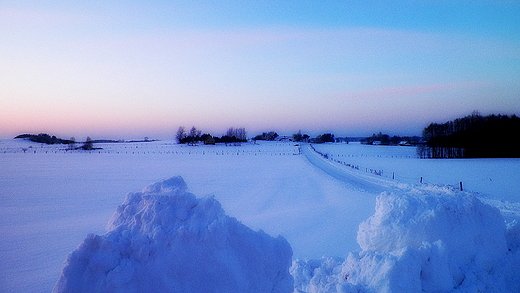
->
[{"left": 301, "top": 144, "right": 396, "bottom": 194}]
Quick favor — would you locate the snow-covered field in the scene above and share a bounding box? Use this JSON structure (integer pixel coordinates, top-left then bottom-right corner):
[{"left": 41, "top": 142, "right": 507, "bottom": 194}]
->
[
  {"left": 311, "top": 143, "right": 520, "bottom": 221},
  {"left": 1, "top": 139, "right": 519, "bottom": 292}
]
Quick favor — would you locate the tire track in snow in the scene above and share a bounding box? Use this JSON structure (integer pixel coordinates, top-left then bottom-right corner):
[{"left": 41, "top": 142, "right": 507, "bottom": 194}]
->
[{"left": 301, "top": 144, "right": 395, "bottom": 194}]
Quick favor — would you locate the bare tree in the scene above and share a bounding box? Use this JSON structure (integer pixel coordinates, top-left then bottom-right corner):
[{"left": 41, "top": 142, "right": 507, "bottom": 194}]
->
[
  {"left": 187, "top": 126, "right": 201, "bottom": 145},
  {"left": 235, "top": 127, "right": 246, "bottom": 141},
  {"left": 189, "top": 126, "right": 201, "bottom": 139},
  {"left": 176, "top": 126, "right": 186, "bottom": 144},
  {"left": 226, "top": 127, "right": 246, "bottom": 141},
  {"left": 226, "top": 127, "right": 235, "bottom": 138}
]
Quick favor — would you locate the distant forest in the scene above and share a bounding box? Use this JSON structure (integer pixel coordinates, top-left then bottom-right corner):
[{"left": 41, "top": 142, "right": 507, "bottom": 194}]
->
[
  {"left": 420, "top": 112, "right": 520, "bottom": 158},
  {"left": 14, "top": 133, "right": 100, "bottom": 150},
  {"left": 15, "top": 133, "right": 74, "bottom": 145}
]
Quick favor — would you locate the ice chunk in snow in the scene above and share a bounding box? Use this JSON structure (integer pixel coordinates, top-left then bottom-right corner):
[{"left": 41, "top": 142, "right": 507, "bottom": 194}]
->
[
  {"left": 292, "top": 189, "right": 520, "bottom": 293},
  {"left": 53, "top": 176, "right": 293, "bottom": 293}
]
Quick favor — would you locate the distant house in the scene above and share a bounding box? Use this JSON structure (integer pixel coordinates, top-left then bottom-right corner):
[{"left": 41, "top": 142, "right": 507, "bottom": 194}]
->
[
  {"left": 204, "top": 137, "right": 216, "bottom": 145},
  {"left": 399, "top": 141, "right": 412, "bottom": 146},
  {"left": 372, "top": 141, "right": 382, "bottom": 145}
]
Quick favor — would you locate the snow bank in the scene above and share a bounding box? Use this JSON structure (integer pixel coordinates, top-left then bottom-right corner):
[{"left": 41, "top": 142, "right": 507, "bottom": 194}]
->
[
  {"left": 291, "top": 257, "right": 344, "bottom": 293},
  {"left": 292, "top": 187, "right": 520, "bottom": 293},
  {"left": 53, "top": 176, "right": 293, "bottom": 293}
]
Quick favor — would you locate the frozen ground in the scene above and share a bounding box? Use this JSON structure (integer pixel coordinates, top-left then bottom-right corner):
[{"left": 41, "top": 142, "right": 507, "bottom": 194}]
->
[{"left": 1, "top": 139, "right": 519, "bottom": 292}]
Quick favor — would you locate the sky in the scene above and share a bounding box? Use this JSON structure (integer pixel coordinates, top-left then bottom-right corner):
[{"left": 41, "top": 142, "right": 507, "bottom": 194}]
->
[{"left": 1, "top": 0, "right": 519, "bottom": 140}]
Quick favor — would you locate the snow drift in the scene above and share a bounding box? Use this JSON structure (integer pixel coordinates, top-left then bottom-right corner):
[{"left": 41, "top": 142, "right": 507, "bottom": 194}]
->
[
  {"left": 293, "top": 187, "right": 520, "bottom": 293},
  {"left": 53, "top": 176, "right": 293, "bottom": 293}
]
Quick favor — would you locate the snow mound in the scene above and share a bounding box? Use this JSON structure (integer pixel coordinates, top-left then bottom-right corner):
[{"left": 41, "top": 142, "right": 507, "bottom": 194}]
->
[
  {"left": 291, "top": 257, "right": 344, "bottom": 293},
  {"left": 292, "top": 189, "right": 520, "bottom": 293},
  {"left": 53, "top": 176, "right": 293, "bottom": 293}
]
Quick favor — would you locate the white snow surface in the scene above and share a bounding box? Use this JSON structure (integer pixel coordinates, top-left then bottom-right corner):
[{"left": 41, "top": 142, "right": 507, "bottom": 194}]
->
[
  {"left": 292, "top": 144, "right": 520, "bottom": 292},
  {"left": 53, "top": 176, "right": 293, "bottom": 293},
  {"left": 292, "top": 188, "right": 520, "bottom": 293},
  {"left": 2, "top": 140, "right": 520, "bottom": 292}
]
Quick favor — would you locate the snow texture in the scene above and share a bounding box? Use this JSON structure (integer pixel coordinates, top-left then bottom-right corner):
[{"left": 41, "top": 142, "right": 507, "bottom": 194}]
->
[
  {"left": 53, "top": 176, "right": 293, "bottom": 293},
  {"left": 292, "top": 187, "right": 520, "bottom": 293},
  {"left": 3, "top": 140, "right": 520, "bottom": 292}
]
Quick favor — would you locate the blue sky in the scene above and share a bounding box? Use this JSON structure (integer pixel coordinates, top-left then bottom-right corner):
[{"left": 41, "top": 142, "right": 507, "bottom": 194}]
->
[{"left": 1, "top": 1, "right": 519, "bottom": 139}]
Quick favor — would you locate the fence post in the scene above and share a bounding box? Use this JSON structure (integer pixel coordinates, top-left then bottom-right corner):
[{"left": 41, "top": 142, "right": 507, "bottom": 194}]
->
[
  {"left": 460, "top": 182, "right": 463, "bottom": 191},
  {"left": 420, "top": 177, "right": 423, "bottom": 183},
  {"left": 392, "top": 172, "right": 395, "bottom": 180}
]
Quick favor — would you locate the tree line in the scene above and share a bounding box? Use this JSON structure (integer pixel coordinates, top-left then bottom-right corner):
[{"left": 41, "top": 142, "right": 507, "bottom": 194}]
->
[
  {"left": 175, "top": 127, "right": 342, "bottom": 144},
  {"left": 176, "top": 127, "right": 248, "bottom": 145},
  {"left": 14, "top": 133, "right": 100, "bottom": 150},
  {"left": 361, "top": 132, "right": 421, "bottom": 146},
  {"left": 15, "top": 133, "right": 74, "bottom": 145},
  {"left": 420, "top": 112, "right": 520, "bottom": 158}
]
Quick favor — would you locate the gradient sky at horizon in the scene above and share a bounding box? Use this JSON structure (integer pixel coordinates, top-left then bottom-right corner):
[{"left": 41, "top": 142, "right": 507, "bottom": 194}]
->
[{"left": 1, "top": 0, "right": 519, "bottom": 140}]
